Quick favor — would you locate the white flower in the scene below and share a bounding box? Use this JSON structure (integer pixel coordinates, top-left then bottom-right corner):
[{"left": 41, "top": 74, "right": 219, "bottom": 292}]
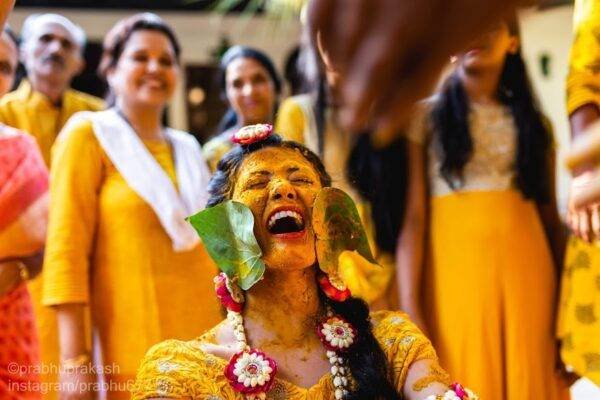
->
[
  {"left": 233, "top": 352, "right": 273, "bottom": 388},
  {"left": 320, "top": 318, "right": 355, "bottom": 349},
  {"left": 443, "top": 390, "right": 461, "bottom": 400}
]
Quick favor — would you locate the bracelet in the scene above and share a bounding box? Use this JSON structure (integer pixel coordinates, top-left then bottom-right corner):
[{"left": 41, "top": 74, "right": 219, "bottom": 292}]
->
[
  {"left": 17, "top": 262, "right": 29, "bottom": 281},
  {"left": 61, "top": 353, "right": 91, "bottom": 372}
]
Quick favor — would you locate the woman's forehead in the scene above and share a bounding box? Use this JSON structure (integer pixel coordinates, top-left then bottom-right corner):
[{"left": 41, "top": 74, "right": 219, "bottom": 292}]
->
[
  {"left": 238, "top": 147, "right": 317, "bottom": 177},
  {"left": 227, "top": 57, "right": 268, "bottom": 78}
]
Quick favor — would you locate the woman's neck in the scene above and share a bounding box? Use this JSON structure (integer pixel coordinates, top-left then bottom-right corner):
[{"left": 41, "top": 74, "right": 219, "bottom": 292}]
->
[
  {"left": 458, "top": 66, "right": 502, "bottom": 105},
  {"left": 116, "top": 100, "right": 165, "bottom": 141},
  {"left": 243, "top": 267, "right": 323, "bottom": 348}
]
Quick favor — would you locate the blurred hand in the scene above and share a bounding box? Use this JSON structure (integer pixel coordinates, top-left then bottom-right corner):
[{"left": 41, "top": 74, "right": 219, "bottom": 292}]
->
[
  {"left": 308, "top": 0, "right": 527, "bottom": 145},
  {"left": 567, "top": 172, "right": 600, "bottom": 242},
  {"left": 566, "top": 121, "right": 600, "bottom": 209}
]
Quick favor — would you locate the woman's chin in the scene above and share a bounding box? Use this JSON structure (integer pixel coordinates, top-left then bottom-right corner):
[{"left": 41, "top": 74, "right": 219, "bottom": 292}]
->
[{"left": 263, "top": 250, "right": 316, "bottom": 272}]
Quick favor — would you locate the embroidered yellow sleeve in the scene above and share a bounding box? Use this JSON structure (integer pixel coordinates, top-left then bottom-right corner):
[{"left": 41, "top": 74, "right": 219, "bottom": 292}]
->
[{"left": 371, "top": 311, "right": 450, "bottom": 393}]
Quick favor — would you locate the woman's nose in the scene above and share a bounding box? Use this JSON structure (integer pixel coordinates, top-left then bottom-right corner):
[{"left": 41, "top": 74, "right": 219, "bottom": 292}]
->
[
  {"left": 242, "top": 83, "right": 254, "bottom": 97},
  {"left": 271, "top": 181, "right": 296, "bottom": 201}
]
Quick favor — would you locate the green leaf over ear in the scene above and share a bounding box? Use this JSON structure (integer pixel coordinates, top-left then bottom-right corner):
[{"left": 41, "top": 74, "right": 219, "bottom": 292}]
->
[
  {"left": 312, "top": 188, "right": 376, "bottom": 276},
  {"left": 187, "top": 201, "right": 266, "bottom": 290}
]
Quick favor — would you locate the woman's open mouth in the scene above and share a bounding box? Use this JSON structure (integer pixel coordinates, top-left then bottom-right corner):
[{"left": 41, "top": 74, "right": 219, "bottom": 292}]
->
[{"left": 266, "top": 207, "right": 306, "bottom": 239}]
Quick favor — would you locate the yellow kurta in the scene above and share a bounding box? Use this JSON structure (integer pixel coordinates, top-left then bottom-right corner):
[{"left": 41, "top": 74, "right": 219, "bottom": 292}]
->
[
  {"left": 275, "top": 96, "right": 396, "bottom": 308},
  {"left": 566, "top": 0, "right": 600, "bottom": 116},
  {"left": 131, "top": 311, "right": 448, "bottom": 399},
  {"left": 42, "top": 118, "right": 221, "bottom": 399},
  {"left": 557, "top": 0, "right": 600, "bottom": 386},
  {"left": 408, "top": 100, "right": 569, "bottom": 399},
  {"left": 0, "top": 79, "right": 104, "bottom": 400},
  {"left": 0, "top": 80, "right": 104, "bottom": 166}
]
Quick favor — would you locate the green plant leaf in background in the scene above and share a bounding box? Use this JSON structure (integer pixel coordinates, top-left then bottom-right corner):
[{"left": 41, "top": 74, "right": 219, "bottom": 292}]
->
[
  {"left": 187, "top": 201, "right": 266, "bottom": 290},
  {"left": 312, "top": 188, "right": 376, "bottom": 276}
]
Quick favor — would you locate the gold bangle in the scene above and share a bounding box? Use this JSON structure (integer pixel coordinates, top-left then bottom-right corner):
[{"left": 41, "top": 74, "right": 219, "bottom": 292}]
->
[
  {"left": 17, "top": 262, "right": 29, "bottom": 281},
  {"left": 61, "top": 353, "right": 91, "bottom": 372}
]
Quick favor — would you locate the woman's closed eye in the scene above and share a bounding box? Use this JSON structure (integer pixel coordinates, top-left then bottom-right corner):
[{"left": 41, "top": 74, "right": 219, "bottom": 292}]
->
[
  {"left": 291, "top": 176, "right": 314, "bottom": 185},
  {"left": 245, "top": 179, "right": 269, "bottom": 190}
]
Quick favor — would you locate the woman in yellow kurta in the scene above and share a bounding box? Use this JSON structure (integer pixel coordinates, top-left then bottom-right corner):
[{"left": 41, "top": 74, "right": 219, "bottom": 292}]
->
[
  {"left": 559, "top": 0, "right": 600, "bottom": 387},
  {"left": 399, "top": 17, "right": 569, "bottom": 400},
  {"left": 42, "top": 14, "right": 220, "bottom": 399},
  {"left": 203, "top": 46, "right": 281, "bottom": 172},
  {"left": 131, "top": 127, "right": 475, "bottom": 400}
]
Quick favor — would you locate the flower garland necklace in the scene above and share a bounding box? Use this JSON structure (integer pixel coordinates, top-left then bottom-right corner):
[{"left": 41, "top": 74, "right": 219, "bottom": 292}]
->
[{"left": 215, "top": 272, "right": 354, "bottom": 400}]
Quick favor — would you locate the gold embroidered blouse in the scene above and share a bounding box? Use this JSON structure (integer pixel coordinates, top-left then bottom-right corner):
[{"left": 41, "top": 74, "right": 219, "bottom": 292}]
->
[{"left": 132, "top": 311, "right": 449, "bottom": 399}]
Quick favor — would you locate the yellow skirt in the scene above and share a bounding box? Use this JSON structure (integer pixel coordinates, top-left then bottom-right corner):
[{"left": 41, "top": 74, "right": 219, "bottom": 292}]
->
[
  {"left": 424, "top": 190, "right": 569, "bottom": 400},
  {"left": 558, "top": 236, "right": 600, "bottom": 386}
]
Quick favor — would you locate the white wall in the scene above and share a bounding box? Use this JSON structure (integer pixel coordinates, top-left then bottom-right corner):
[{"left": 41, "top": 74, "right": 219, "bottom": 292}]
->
[
  {"left": 7, "top": 8, "right": 301, "bottom": 131},
  {"left": 520, "top": 5, "right": 573, "bottom": 213}
]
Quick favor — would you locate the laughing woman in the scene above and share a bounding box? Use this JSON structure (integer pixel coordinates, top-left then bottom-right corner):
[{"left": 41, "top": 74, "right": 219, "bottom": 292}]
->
[
  {"left": 42, "top": 14, "right": 221, "bottom": 399},
  {"left": 131, "top": 125, "right": 477, "bottom": 400}
]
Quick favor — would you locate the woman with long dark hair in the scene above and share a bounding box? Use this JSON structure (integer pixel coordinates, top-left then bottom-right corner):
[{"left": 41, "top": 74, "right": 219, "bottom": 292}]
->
[
  {"left": 132, "top": 125, "right": 477, "bottom": 400},
  {"left": 398, "top": 17, "right": 569, "bottom": 399},
  {"left": 203, "top": 45, "right": 281, "bottom": 171}
]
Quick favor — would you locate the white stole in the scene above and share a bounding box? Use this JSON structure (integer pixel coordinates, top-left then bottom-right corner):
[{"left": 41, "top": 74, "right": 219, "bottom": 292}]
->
[{"left": 64, "top": 109, "right": 210, "bottom": 252}]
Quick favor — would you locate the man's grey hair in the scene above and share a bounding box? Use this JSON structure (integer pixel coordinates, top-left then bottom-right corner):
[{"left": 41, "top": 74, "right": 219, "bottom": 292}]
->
[{"left": 21, "top": 13, "right": 86, "bottom": 51}]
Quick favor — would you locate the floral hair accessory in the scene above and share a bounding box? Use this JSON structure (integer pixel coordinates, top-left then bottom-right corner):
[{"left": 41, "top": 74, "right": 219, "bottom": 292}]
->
[
  {"left": 232, "top": 124, "right": 273, "bottom": 145},
  {"left": 317, "top": 315, "right": 356, "bottom": 352},
  {"left": 224, "top": 349, "right": 278, "bottom": 399},
  {"left": 214, "top": 272, "right": 244, "bottom": 312},
  {"left": 318, "top": 272, "right": 351, "bottom": 302}
]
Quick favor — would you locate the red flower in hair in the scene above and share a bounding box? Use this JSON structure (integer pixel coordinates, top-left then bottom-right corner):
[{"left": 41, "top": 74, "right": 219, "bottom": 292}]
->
[
  {"left": 232, "top": 124, "right": 273, "bottom": 145},
  {"left": 318, "top": 273, "right": 351, "bottom": 302},
  {"left": 214, "top": 273, "right": 244, "bottom": 312}
]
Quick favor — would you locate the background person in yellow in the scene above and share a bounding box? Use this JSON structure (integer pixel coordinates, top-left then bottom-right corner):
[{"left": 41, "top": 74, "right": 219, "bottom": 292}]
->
[
  {"left": 203, "top": 46, "right": 281, "bottom": 171},
  {"left": 0, "top": 13, "right": 104, "bottom": 166},
  {"left": 558, "top": 0, "right": 600, "bottom": 388},
  {"left": 401, "top": 17, "right": 569, "bottom": 400},
  {"left": 0, "top": 14, "right": 104, "bottom": 400},
  {"left": 42, "top": 13, "right": 221, "bottom": 400},
  {"left": 275, "top": 37, "right": 396, "bottom": 310}
]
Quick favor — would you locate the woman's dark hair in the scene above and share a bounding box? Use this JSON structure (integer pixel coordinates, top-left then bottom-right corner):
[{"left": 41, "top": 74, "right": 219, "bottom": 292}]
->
[
  {"left": 98, "top": 13, "right": 181, "bottom": 105},
  {"left": 312, "top": 71, "right": 408, "bottom": 253},
  {"left": 348, "top": 135, "right": 408, "bottom": 253},
  {"left": 207, "top": 134, "right": 398, "bottom": 399},
  {"left": 217, "top": 46, "right": 282, "bottom": 134},
  {"left": 432, "top": 16, "right": 552, "bottom": 203},
  {"left": 284, "top": 45, "right": 306, "bottom": 96}
]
